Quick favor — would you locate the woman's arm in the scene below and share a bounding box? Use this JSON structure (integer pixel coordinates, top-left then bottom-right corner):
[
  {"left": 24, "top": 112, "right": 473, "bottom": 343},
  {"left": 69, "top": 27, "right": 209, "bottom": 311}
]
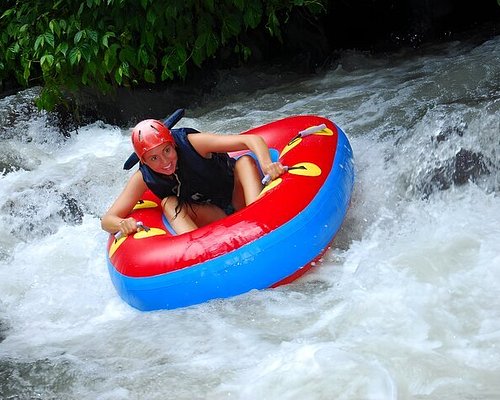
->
[
  {"left": 100, "top": 171, "right": 148, "bottom": 235},
  {"left": 188, "top": 133, "right": 285, "bottom": 180}
]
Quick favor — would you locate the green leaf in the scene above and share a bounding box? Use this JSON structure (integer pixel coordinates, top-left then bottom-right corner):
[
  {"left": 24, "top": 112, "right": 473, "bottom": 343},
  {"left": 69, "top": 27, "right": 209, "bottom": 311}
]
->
[
  {"left": 49, "top": 20, "right": 61, "bottom": 37},
  {"left": 164, "top": 5, "right": 178, "bottom": 18},
  {"left": 52, "top": 0, "right": 64, "bottom": 10},
  {"left": 40, "top": 54, "right": 55, "bottom": 71},
  {"left": 138, "top": 48, "right": 149, "bottom": 65},
  {"left": 68, "top": 47, "right": 82, "bottom": 65},
  {"left": 206, "top": 32, "right": 218, "bottom": 56},
  {"left": 102, "top": 32, "right": 116, "bottom": 47},
  {"left": 114, "top": 67, "right": 123, "bottom": 84},
  {"left": 175, "top": 45, "right": 187, "bottom": 64},
  {"left": 161, "top": 64, "right": 174, "bottom": 80},
  {"left": 86, "top": 61, "right": 97, "bottom": 75},
  {"left": 266, "top": 11, "right": 281, "bottom": 38},
  {"left": 222, "top": 13, "right": 241, "bottom": 42},
  {"left": 192, "top": 47, "right": 203, "bottom": 67},
  {"left": 56, "top": 42, "right": 69, "bottom": 56},
  {"left": 34, "top": 35, "right": 45, "bottom": 51},
  {"left": 104, "top": 44, "right": 119, "bottom": 72},
  {"left": 241, "top": 45, "right": 251, "bottom": 61},
  {"left": 35, "top": 86, "right": 62, "bottom": 112},
  {"left": 44, "top": 33, "right": 55, "bottom": 48},
  {"left": 88, "top": 30, "right": 98, "bottom": 43},
  {"left": 144, "top": 31, "right": 155, "bottom": 49},
  {"left": 80, "top": 43, "right": 93, "bottom": 62},
  {"left": 233, "top": 0, "right": 244, "bottom": 10},
  {"left": 177, "top": 63, "right": 187, "bottom": 79},
  {"left": 74, "top": 30, "right": 84, "bottom": 44},
  {"left": 120, "top": 61, "right": 130, "bottom": 77},
  {"left": 161, "top": 52, "right": 175, "bottom": 80},
  {"left": 23, "top": 62, "right": 31, "bottom": 83},
  {"left": 144, "top": 69, "right": 155, "bottom": 83},
  {"left": 192, "top": 34, "right": 207, "bottom": 66},
  {"left": 243, "top": 1, "right": 262, "bottom": 29},
  {"left": 119, "top": 46, "right": 137, "bottom": 68},
  {"left": 1, "top": 9, "right": 15, "bottom": 19},
  {"left": 8, "top": 43, "right": 20, "bottom": 54},
  {"left": 146, "top": 9, "right": 157, "bottom": 25}
]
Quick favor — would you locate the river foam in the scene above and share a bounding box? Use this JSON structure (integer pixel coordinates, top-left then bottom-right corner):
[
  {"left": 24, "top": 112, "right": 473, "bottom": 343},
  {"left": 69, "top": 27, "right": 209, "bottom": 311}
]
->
[{"left": 1, "top": 36, "right": 499, "bottom": 399}]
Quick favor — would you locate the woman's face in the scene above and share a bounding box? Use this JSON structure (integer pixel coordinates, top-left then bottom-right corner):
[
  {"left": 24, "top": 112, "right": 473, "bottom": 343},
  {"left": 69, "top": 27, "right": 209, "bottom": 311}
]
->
[{"left": 143, "top": 143, "right": 178, "bottom": 175}]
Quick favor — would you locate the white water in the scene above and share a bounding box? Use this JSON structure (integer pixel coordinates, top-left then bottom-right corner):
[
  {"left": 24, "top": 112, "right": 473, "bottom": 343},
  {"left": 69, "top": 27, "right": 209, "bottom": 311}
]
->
[{"left": 1, "top": 36, "right": 499, "bottom": 399}]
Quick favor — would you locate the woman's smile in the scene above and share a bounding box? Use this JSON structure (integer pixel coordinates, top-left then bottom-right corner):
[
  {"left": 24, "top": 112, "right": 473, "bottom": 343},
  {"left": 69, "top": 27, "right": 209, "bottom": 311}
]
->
[{"left": 144, "top": 143, "right": 178, "bottom": 175}]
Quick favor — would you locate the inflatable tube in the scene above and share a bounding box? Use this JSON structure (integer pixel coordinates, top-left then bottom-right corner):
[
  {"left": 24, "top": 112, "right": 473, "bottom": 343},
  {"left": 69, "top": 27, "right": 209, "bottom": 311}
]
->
[{"left": 106, "top": 115, "right": 354, "bottom": 311}]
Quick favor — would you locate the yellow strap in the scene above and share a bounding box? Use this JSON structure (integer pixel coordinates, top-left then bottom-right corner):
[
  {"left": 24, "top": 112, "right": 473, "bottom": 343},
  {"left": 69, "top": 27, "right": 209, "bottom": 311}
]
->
[
  {"left": 258, "top": 178, "right": 283, "bottom": 197},
  {"left": 133, "top": 200, "right": 158, "bottom": 210},
  {"left": 108, "top": 236, "right": 126, "bottom": 258},
  {"left": 288, "top": 162, "right": 322, "bottom": 177},
  {"left": 133, "top": 227, "right": 166, "bottom": 239},
  {"left": 108, "top": 227, "right": 167, "bottom": 258}
]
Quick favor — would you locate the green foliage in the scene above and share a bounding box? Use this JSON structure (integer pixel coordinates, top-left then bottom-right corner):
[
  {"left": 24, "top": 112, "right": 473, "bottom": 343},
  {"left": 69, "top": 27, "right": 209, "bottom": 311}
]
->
[{"left": 0, "top": 0, "right": 327, "bottom": 111}]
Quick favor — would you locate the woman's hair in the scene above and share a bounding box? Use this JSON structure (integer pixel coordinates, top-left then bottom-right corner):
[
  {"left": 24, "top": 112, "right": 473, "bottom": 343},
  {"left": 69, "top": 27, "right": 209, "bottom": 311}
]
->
[{"left": 172, "top": 150, "right": 197, "bottom": 220}]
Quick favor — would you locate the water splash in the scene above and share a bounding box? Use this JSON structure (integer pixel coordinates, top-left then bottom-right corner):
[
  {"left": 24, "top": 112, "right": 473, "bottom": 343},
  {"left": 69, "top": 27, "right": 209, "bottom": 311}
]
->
[{"left": 1, "top": 35, "right": 499, "bottom": 399}]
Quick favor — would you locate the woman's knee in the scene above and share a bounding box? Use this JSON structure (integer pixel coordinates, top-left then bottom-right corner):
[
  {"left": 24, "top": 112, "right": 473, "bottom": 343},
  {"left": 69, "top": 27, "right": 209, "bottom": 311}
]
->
[
  {"left": 235, "top": 154, "right": 256, "bottom": 167},
  {"left": 233, "top": 155, "right": 263, "bottom": 207},
  {"left": 234, "top": 155, "right": 260, "bottom": 177}
]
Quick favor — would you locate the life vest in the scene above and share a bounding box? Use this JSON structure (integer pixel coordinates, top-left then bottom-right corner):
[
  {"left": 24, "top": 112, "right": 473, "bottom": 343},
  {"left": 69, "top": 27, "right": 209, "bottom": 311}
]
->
[{"left": 138, "top": 128, "right": 236, "bottom": 210}]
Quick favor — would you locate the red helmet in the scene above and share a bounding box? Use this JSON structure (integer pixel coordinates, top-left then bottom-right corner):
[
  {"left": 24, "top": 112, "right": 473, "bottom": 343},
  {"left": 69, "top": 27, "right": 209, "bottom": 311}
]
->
[{"left": 131, "top": 119, "right": 174, "bottom": 160}]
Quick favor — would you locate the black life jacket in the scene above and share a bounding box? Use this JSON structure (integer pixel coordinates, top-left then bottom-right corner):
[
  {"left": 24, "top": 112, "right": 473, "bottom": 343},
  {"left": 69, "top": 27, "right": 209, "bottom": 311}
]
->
[{"left": 139, "top": 128, "right": 236, "bottom": 210}]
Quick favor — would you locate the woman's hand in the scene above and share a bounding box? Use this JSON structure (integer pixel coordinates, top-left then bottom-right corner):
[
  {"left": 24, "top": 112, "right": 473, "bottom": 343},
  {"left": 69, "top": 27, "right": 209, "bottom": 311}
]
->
[
  {"left": 262, "top": 161, "right": 287, "bottom": 182},
  {"left": 100, "top": 171, "right": 148, "bottom": 234},
  {"left": 117, "top": 217, "right": 139, "bottom": 237}
]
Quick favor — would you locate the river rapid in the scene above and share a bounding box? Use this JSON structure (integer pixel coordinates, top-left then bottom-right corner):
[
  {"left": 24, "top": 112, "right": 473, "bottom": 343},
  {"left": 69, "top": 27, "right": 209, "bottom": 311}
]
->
[{"left": 0, "top": 34, "right": 499, "bottom": 400}]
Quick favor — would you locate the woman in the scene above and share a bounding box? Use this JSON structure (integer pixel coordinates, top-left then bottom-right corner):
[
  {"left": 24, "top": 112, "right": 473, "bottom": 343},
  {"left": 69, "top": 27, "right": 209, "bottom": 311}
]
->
[{"left": 101, "top": 119, "right": 286, "bottom": 236}]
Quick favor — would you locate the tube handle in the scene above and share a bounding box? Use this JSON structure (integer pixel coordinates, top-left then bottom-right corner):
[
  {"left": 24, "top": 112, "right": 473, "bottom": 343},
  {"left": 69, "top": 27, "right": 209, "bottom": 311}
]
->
[
  {"left": 262, "top": 166, "right": 289, "bottom": 186},
  {"left": 114, "top": 221, "right": 146, "bottom": 241}
]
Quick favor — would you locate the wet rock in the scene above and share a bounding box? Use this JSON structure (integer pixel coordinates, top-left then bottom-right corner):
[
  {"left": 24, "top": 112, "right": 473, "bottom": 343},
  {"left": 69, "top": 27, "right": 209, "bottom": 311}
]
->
[
  {"left": 452, "top": 148, "right": 490, "bottom": 185},
  {"left": 419, "top": 148, "right": 491, "bottom": 197},
  {"left": 432, "top": 126, "right": 465, "bottom": 144},
  {"left": 58, "top": 194, "right": 84, "bottom": 225},
  {"left": 0, "top": 320, "right": 7, "bottom": 343},
  {"left": 0, "top": 357, "right": 76, "bottom": 399}
]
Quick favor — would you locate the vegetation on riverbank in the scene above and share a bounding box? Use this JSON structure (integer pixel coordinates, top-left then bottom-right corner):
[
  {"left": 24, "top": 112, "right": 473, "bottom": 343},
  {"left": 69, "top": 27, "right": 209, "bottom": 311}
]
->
[{"left": 0, "top": 0, "right": 326, "bottom": 111}]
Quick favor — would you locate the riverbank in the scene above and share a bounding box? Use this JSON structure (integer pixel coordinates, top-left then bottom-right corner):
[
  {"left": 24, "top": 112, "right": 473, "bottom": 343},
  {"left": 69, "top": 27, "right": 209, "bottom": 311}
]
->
[{"left": 1, "top": 3, "right": 499, "bottom": 129}]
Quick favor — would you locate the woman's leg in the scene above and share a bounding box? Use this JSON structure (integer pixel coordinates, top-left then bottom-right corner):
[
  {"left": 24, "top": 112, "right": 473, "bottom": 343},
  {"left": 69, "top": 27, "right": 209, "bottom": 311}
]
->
[
  {"left": 162, "top": 196, "right": 226, "bottom": 234},
  {"left": 232, "top": 155, "right": 263, "bottom": 211}
]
